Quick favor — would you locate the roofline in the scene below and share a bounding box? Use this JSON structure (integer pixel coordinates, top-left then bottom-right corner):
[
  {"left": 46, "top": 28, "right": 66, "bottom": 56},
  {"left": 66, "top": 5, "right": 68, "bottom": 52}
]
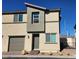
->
[
  {"left": 24, "top": 2, "right": 47, "bottom": 10},
  {"left": 49, "top": 8, "right": 61, "bottom": 12},
  {"left": 2, "top": 10, "right": 27, "bottom": 15},
  {"left": 24, "top": 2, "right": 61, "bottom": 12},
  {"left": 2, "top": 2, "right": 61, "bottom": 14},
  {"left": 2, "top": 9, "right": 61, "bottom": 15}
]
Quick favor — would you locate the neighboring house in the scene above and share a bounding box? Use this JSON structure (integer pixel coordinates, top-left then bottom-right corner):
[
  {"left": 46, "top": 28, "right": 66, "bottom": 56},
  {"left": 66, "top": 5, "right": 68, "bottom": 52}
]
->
[
  {"left": 2, "top": 3, "right": 61, "bottom": 53},
  {"left": 60, "top": 35, "right": 76, "bottom": 49}
]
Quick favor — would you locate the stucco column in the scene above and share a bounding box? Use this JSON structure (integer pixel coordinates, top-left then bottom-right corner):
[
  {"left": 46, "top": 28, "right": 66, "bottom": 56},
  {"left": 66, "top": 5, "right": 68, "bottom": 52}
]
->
[{"left": 2, "top": 35, "right": 9, "bottom": 52}]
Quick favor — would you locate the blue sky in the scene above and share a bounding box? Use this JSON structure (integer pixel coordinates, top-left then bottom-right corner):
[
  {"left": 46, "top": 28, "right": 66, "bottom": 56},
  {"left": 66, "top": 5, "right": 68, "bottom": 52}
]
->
[{"left": 2, "top": 0, "right": 76, "bottom": 36}]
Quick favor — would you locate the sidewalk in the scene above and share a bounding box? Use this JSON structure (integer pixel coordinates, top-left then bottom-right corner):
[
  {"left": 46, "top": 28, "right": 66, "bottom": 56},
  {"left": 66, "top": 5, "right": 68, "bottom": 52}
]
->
[{"left": 2, "top": 55, "right": 76, "bottom": 59}]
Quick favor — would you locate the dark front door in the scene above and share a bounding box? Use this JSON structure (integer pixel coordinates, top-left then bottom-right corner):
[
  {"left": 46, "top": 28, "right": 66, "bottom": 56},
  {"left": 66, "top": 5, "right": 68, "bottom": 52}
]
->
[{"left": 32, "top": 34, "right": 39, "bottom": 50}]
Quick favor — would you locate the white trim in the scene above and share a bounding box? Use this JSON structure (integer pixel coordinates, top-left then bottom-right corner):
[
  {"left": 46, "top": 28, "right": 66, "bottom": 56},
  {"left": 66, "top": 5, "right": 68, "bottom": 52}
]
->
[
  {"left": 32, "top": 12, "right": 39, "bottom": 23},
  {"left": 24, "top": 2, "right": 46, "bottom": 10},
  {"left": 33, "top": 49, "right": 39, "bottom": 50}
]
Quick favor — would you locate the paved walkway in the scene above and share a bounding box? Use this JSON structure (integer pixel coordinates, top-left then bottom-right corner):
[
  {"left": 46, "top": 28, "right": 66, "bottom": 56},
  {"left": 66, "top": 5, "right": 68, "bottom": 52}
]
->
[{"left": 3, "top": 55, "right": 76, "bottom": 59}]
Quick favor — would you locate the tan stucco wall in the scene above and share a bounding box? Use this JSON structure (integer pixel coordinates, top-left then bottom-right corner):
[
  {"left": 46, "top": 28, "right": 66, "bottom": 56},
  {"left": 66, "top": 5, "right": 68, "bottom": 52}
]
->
[
  {"left": 46, "top": 22, "right": 59, "bottom": 33},
  {"left": 2, "top": 24, "right": 27, "bottom": 35},
  {"left": 39, "top": 33, "right": 60, "bottom": 52},
  {"left": 2, "top": 14, "right": 14, "bottom": 22},
  {"left": 46, "top": 12, "right": 59, "bottom": 21},
  {"left": 24, "top": 33, "right": 32, "bottom": 51},
  {"left": 2, "top": 35, "right": 9, "bottom": 52}
]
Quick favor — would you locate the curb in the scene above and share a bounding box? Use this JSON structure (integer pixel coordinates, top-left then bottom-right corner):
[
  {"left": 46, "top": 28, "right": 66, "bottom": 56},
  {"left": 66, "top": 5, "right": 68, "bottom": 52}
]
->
[{"left": 2, "top": 55, "right": 76, "bottom": 58}]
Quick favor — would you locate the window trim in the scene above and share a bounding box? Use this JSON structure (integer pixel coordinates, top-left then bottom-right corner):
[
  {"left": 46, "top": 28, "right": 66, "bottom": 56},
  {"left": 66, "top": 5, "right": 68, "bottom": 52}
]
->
[
  {"left": 45, "top": 33, "right": 57, "bottom": 44},
  {"left": 19, "top": 14, "right": 23, "bottom": 22},
  {"left": 31, "top": 12, "right": 39, "bottom": 24},
  {"left": 14, "top": 14, "right": 23, "bottom": 22}
]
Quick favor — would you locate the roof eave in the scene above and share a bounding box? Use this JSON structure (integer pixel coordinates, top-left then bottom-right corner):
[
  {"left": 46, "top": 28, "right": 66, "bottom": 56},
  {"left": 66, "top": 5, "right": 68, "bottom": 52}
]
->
[
  {"left": 24, "top": 2, "right": 47, "bottom": 11},
  {"left": 2, "top": 11, "right": 27, "bottom": 15}
]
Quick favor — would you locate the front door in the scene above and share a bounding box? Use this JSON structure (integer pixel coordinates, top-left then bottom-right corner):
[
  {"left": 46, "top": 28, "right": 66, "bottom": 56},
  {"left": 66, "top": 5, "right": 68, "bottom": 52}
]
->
[{"left": 32, "top": 34, "right": 39, "bottom": 50}]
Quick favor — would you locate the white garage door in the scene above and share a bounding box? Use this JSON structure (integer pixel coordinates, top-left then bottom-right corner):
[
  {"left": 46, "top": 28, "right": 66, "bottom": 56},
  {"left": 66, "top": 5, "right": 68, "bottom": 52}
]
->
[{"left": 9, "top": 36, "right": 25, "bottom": 51}]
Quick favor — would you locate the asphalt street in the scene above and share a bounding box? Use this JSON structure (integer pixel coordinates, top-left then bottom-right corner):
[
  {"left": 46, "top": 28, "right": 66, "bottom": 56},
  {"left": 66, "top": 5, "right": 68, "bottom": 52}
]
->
[{"left": 3, "top": 57, "right": 76, "bottom": 59}]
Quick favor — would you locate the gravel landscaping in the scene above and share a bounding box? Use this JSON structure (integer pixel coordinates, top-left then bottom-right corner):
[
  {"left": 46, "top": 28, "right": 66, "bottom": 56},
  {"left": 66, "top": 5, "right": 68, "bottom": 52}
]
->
[{"left": 2, "top": 48, "right": 76, "bottom": 56}]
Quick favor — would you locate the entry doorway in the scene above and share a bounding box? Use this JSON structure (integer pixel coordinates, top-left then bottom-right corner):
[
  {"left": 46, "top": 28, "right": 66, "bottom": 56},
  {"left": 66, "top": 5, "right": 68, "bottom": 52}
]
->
[{"left": 32, "top": 34, "right": 39, "bottom": 50}]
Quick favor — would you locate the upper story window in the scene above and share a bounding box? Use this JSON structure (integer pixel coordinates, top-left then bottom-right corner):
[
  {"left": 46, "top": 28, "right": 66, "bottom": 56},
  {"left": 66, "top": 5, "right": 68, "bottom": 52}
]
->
[
  {"left": 46, "top": 33, "right": 56, "bottom": 43},
  {"left": 31, "top": 12, "right": 39, "bottom": 24},
  {"left": 14, "top": 14, "right": 23, "bottom": 22}
]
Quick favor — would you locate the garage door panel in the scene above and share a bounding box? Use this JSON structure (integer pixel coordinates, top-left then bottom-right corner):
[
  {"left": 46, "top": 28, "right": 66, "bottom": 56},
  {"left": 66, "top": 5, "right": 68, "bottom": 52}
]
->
[{"left": 9, "top": 36, "right": 25, "bottom": 51}]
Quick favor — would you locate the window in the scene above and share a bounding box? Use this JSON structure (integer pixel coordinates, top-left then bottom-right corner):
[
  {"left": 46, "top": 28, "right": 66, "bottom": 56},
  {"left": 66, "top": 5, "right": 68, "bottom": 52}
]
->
[
  {"left": 19, "top": 14, "right": 23, "bottom": 22},
  {"left": 14, "top": 14, "right": 23, "bottom": 22},
  {"left": 32, "top": 12, "right": 39, "bottom": 23},
  {"left": 46, "top": 33, "right": 56, "bottom": 43}
]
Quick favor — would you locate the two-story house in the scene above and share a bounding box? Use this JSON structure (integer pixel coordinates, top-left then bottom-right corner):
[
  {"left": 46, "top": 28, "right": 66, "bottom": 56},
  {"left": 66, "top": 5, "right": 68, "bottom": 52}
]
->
[{"left": 2, "top": 3, "right": 61, "bottom": 53}]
